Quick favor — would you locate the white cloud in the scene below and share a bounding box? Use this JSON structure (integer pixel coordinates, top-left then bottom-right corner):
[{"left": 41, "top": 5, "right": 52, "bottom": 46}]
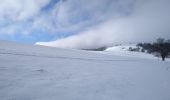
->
[
  {"left": 33, "top": 0, "right": 136, "bottom": 34},
  {"left": 37, "top": 0, "right": 170, "bottom": 49},
  {"left": 0, "top": 0, "right": 49, "bottom": 21},
  {"left": 0, "top": 0, "right": 136, "bottom": 35},
  {"left": 0, "top": 0, "right": 170, "bottom": 47},
  {"left": 0, "top": 0, "right": 50, "bottom": 34}
]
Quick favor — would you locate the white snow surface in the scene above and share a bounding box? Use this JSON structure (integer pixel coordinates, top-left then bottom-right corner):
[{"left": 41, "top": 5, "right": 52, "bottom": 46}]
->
[
  {"left": 0, "top": 40, "right": 170, "bottom": 100},
  {"left": 104, "top": 45, "right": 154, "bottom": 59}
]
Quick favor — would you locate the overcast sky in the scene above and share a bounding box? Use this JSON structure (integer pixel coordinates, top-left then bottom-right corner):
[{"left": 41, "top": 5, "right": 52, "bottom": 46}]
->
[{"left": 0, "top": 0, "right": 170, "bottom": 49}]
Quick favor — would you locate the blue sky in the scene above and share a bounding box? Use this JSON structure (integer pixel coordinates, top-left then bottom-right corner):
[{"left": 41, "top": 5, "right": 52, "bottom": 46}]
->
[{"left": 0, "top": 0, "right": 170, "bottom": 48}]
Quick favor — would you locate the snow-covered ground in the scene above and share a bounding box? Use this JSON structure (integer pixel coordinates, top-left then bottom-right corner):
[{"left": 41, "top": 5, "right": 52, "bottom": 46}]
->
[
  {"left": 102, "top": 45, "right": 157, "bottom": 59},
  {"left": 0, "top": 40, "right": 170, "bottom": 100}
]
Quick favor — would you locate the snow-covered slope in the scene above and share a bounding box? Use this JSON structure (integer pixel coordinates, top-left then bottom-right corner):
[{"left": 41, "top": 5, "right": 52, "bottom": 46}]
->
[
  {"left": 102, "top": 45, "right": 157, "bottom": 59},
  {"left": 0, "top": 40, "right": 170, "bottom": 100}
]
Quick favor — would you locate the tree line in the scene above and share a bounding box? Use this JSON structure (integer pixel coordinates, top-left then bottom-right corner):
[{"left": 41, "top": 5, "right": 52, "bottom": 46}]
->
[{"left": 137, "top": 38, "right": 170, "bottom": 61}]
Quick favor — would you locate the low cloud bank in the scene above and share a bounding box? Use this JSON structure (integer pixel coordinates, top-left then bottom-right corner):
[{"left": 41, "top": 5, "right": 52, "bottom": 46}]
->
[{"left": 36, "top": 0, "right": 170, "bottom": 49}]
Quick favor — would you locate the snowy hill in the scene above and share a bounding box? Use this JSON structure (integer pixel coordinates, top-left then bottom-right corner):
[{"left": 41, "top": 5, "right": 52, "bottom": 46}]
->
[
  {"left": 0, "top": 40, "right": 170, "bottom": 100},
  {"left": 104, "top": 44, "right": 170, "bottom": 60},
  {"left": 102, "top": 45, "right": 155, "bottom": 59}
]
